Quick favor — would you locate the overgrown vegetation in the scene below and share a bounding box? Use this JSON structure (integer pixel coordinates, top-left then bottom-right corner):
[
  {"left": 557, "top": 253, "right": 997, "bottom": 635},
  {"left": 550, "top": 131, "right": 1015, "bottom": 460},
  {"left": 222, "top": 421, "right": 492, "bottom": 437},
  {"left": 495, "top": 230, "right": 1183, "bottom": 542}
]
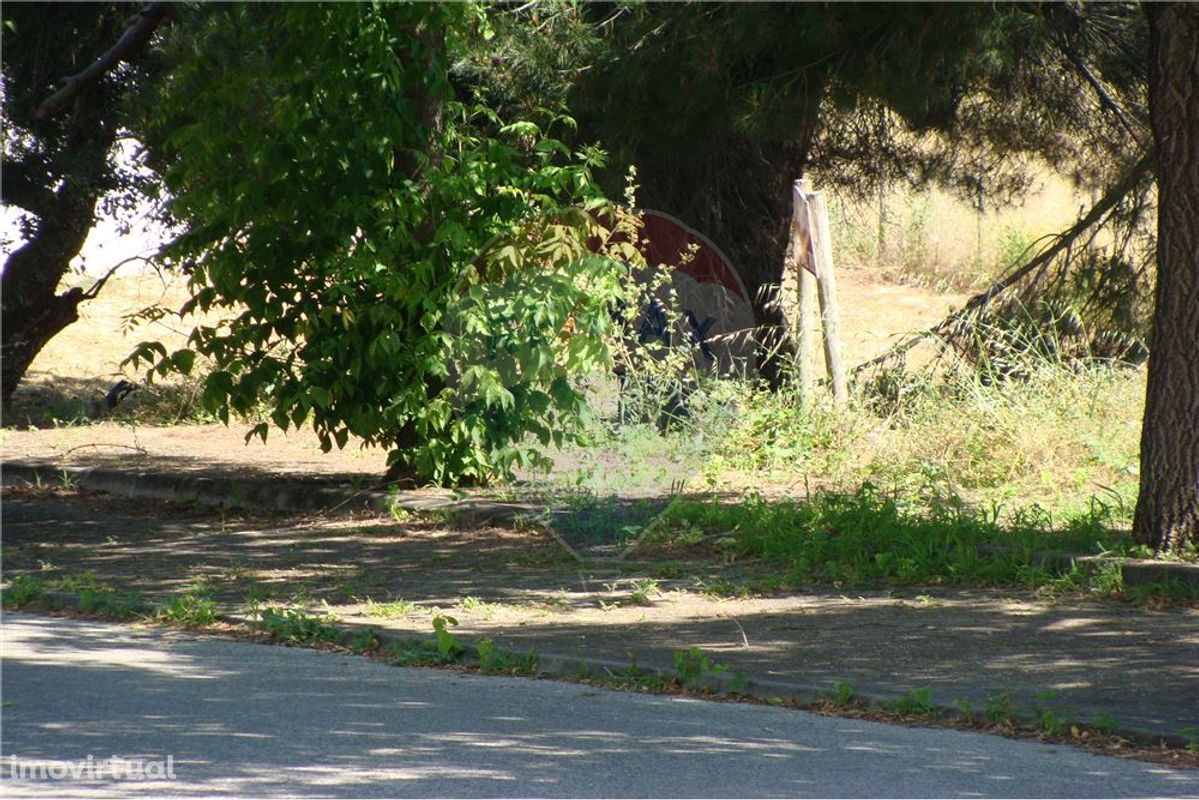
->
[{"left": 640, "top": 486, "right": 1121, "bottom": 589}]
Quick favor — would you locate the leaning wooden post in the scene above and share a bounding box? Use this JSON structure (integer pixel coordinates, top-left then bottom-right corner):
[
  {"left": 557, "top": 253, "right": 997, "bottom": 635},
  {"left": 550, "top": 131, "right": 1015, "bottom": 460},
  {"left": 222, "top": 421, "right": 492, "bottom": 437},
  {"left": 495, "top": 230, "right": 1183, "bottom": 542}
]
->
[
  {"left": 807, "top": 190, "right": 849, "bottom": 404},
  {"left": 790, "top": 179, "right": 817, "bottom": 400}
]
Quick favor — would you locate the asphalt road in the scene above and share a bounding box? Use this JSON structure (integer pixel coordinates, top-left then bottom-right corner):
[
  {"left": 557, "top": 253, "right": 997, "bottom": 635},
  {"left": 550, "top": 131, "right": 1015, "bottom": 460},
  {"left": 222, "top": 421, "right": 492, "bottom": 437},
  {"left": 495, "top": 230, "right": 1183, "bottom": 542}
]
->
[{"left": 2, "top": 613, "right": 1196, "bottom": 799}]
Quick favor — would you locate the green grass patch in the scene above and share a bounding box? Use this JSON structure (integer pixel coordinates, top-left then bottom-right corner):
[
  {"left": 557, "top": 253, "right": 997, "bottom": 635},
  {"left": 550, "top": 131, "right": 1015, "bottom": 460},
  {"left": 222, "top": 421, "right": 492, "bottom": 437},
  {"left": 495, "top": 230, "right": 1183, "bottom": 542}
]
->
[
  {"left": 644, "top": 485, "right": 1129, "bottom": 589},
  {"left": 363, "top": 597, "right": 417, "bottom": 618}
]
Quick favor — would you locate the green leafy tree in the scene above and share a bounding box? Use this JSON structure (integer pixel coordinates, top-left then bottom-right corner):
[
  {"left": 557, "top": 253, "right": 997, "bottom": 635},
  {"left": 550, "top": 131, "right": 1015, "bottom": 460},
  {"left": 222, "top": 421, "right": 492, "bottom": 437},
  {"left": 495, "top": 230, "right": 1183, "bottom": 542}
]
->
[{"left": 138, "top": 4, "right": 628, "bottom": 485}]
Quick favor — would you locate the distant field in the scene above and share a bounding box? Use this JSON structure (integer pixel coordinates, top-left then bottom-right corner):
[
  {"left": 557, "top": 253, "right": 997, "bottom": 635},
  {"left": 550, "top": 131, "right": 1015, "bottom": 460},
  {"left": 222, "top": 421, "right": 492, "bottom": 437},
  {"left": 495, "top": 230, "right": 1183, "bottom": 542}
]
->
[{"left": 827, "top": 170, "right": 1096, "bottom": 292}]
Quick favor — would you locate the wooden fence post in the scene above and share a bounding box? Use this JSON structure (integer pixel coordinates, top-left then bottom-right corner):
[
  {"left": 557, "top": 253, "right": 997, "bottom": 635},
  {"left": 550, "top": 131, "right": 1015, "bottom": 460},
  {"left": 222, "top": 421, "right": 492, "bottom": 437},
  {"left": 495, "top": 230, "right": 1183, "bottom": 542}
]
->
[
  {"left": 788, "top": 178, "right": 847, "bottom": 404},
  {"left": 791, "top": 180, "right": 816, "bottom": 400},
  {"left": 808, "top": 191, "right": 848, "bottom": 404}
]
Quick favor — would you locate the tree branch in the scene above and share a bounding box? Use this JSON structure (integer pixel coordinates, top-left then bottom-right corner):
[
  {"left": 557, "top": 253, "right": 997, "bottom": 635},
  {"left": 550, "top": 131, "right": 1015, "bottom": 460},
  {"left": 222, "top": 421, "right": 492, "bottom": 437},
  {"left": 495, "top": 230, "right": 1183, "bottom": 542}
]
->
[
  {"left": 35, "top": 2, "right": 169, "bottom": 120},
  {"left": 80, "top": 255, "right": 158, "bottom": 301},
  {"left": 851, "top": 149, "right": 1156, "bottom": 375},
  {"left": 0, "top": 159, "right": 56, "bottom": 215},
  {"left": 1049, "top": 24, "right": 1150, "bottom": 153}
]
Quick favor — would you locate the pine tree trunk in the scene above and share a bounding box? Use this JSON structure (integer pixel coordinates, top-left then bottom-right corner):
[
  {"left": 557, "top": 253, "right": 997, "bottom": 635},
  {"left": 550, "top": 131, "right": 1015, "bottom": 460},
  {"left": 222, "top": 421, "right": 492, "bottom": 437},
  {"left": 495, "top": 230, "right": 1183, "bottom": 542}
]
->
[{"left": 1133, "top": 3, "right": 1199, "bottom": 554}]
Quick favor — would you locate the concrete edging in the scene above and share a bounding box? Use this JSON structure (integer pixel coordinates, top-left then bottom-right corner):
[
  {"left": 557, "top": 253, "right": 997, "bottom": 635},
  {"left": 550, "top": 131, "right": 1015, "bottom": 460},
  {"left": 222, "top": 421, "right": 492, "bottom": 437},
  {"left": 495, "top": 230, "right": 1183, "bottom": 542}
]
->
[{"left": 1, "top": 459, "right": 539, "bottom": 526}]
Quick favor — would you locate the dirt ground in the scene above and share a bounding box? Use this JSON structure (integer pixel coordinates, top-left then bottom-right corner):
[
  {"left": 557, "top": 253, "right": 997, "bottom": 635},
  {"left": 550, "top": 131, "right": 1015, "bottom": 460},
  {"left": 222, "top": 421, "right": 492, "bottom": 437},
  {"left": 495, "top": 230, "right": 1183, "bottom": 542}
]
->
[
  {"left": 5, "top": 484, "right": 1199, "bottom": 764},
  {"left": 0, "top": 267, "right": 965, "bottom": 480}
]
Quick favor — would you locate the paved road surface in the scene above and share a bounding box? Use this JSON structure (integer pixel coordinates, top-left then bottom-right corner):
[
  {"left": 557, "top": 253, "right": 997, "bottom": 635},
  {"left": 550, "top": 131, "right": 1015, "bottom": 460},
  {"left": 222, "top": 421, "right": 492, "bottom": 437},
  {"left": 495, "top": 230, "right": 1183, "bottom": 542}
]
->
[{"left": 2, "top": 613, "right": 1196, "bottom": 798}]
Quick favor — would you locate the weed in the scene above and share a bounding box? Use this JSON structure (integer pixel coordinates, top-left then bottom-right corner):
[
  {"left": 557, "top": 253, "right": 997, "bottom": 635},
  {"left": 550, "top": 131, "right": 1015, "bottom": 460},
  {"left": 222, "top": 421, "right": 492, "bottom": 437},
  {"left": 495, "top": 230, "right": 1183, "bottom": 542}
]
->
[
  {"left": 77, "top": 587, "right": 143, "bottom": 619},
  {"left": 832, "top": 681, "right": 856, "bottom": 708},
  {"left": 456, "top": 596, "right": 498, "bottom": 618},
  {"left": 984, "top": 693, "right": 1013, "bottom": 726},
  {"left": 1089, "top": 562, "right": 1125, "bottom": 595},
  {"left": 242, "top": 585, "right": 270, "bottom": 609},
  {"left": 888, "top": 687, "right": 935, "bottom": 716},
  {"left": 380, "top": 617, "right": 471, "bottom": 667},
  {"left": 696, "top": 578, "right": 753, "bottom": 601},
  {"left": 386, "top": 487, "right": 413, "bottom": 522},
  {"left": 1091, "top": 712, "right": 1120, "bottom": 736},
  {"left": 384, "top": 639, "right": 444, "bottom": 667},
  {"left": 602, "top": 577, "right": 662, "bottom": 607},
  {"left": 431, "top": 614, "right": 464, "bottom": 661},
  {"left": 653, "top": 486, "right": 1125, "bottom": 590},
  {"left": 51, "top": 572, "right": 98, "bottom": 592},
  {"left": 257, "top": 606, "right": 342, "bottom": 644},
  {"left": 349, "top": 628, "right": 380, "bottom": 654},
  {"left": 1126, "top": 577, "right": 1199, "bottom": 603},
  {"left": 476, "top": 638, "right": 539, "bottom": 676},
  {"left": 363, "top": 598, "right": 417, "bottom": 618},
  {"left": 672, "top": 647, "right": 730, "bottom": 689},
  {"left": 1, "top": 575, "right": 44, "bottom": 607},
  {"left": 185, "top": 574, "right": 216, "bottom": 597},
  {"left": 159, "top": 593, "right": 219, "bottom": 626},
  {"left": 1035, "top": 708, "right": 1069, "bottom": 737},
  {"left": 625, "top": 651, "right": 643, "bottom": 680},
  {"left": 1028, "top": 691, "right": 1072, "bottom": 737}
]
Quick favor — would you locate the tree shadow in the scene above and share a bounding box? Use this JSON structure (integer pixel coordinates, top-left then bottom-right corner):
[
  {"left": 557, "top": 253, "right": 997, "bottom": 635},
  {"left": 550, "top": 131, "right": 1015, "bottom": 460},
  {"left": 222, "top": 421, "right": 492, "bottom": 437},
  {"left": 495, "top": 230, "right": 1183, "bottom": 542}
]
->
[
  {"left": 5, "top": 613, "right": 1196, "bottom": 798},
  {"left": 1, "top": 374, "right": 117, "bottom": 429}
]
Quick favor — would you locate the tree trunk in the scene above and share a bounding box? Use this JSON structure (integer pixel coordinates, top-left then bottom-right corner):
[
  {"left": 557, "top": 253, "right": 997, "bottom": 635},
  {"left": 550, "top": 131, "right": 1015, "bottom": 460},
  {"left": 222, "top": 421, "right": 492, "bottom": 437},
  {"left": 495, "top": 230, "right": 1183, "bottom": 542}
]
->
[
  {"left": 1133, "top": 3, "right": 1199, "bottom": 554},
  {"left": 2, "top": 72, "right": 116, "bottom": 405},
  {"left": 1, "top": 181, "right": 104, "bottom": 403}
]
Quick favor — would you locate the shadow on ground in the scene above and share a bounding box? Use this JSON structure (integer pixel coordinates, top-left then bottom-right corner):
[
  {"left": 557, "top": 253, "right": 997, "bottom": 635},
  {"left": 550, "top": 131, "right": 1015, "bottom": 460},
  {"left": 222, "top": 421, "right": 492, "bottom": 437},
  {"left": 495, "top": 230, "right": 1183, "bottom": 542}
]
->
[
  {"left": 9, "top": 614, "right": 1195, "bottom": 798},
  {"left": 3, "top": 488, "right": 1198, "bottom": 741}
]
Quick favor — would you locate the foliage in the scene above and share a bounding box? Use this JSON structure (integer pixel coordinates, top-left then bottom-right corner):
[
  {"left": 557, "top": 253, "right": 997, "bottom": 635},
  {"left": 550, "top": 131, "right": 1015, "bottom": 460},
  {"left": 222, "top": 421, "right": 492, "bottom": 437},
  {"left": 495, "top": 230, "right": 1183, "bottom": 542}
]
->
[
  {"left": 670, "top": 647, "right": 734, "bottom": 690},
  {"left": 648, "top": 485, "right": 1128, "bottom": 589},
  {"left": 470, "top": 3, "right": 1154, "bottom": 386},
  {"left": 887, "top": 687, "right": 936, "bottom": 716},
  {"left": 476, "top": 638, "right": 539, "bottom": 676},
  {"left": 159, "top": 593, "right": 219, "bottom": 627},
  {"left": 140, "top": 4, "right": 632, "bottom": 485},
  {"left": 256, "top": 606, "right": 342, "bottom": 645},
  {"left": 431, "top": 613, "right": 464, "bottom": 660},
  {"left": 0, "top": 575, "right": 44, "bottom": 607}
]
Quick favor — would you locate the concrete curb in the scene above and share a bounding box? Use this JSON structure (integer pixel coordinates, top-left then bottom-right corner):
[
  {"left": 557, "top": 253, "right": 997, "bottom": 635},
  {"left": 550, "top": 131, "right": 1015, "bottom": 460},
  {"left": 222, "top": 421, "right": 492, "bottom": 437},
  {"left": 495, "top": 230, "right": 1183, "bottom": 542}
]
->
[
  {"left": 6, "top": 593, "right": 1190, "bottom": 749},
  {"left": 1, "top": 459, "right": 540, "bottom": 527}
]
